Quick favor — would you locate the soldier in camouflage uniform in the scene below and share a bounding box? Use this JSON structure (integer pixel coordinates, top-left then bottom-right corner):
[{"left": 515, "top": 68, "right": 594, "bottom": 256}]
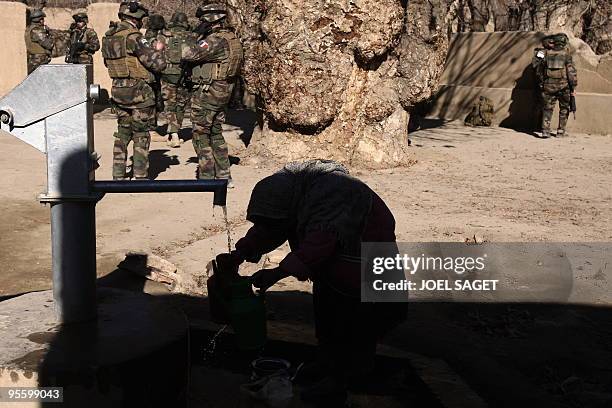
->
[
  {"left": 24, "top": 9, "right": 55, "bottom": 74},
  {"left": 102, "top": 1, "right": 167, "bottom": 180},
  {"left": 65, "top": 12, "right": 100, "bottom": 65},
  {"left": 144, "top": 14, "right": 167, "bottom": 137},
  {"left": 182, "top": 4, "right": 243, "bottom": 186},
  {"left": 159, "top": 12, "right": 196, "bottom": 148},
  {"left": 532, "top": 33, "right": 578, "bottom": 138}
]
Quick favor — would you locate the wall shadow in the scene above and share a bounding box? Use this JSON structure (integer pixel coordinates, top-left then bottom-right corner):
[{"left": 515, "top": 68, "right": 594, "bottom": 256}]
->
[
  {"left": 428, "top": 32, "right": 546, "bottom": 130},
  {"left": 499, "top": 64, "right": 541, "bottom": 133}
]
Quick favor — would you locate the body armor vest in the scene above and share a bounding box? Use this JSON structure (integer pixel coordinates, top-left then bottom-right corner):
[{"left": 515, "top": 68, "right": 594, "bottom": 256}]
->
[
  {"left": 25, "top": 24, "right": 50, "bottom": 55},
  {"left": 102, "top": 25, "right": 150, "bottom": 80},
  {"left": 163, "top": 29, "right": 193, "bottom": 75},
  {"left": 192, "top": 30, "right": 243, "bottom": 84}
]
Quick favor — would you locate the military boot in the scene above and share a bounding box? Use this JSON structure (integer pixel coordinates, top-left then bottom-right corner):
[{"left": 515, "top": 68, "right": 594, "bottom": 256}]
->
[
  {"left": 541, "top": 129, "right": 551, "bottom": 138},
  {"left": 556, "top": 129, "right": 568, "bottom": 138}
]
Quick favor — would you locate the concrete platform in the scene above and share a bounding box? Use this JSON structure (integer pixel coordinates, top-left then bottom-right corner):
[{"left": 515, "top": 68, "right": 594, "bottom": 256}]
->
[{"left": 0, "top": 288, "right": 189, "bottom": 407}]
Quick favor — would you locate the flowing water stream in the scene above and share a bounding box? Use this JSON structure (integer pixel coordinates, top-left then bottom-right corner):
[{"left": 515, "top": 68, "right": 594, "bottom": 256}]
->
[{"left": 222, "top": 205, "right": 233, "bottom": 253}]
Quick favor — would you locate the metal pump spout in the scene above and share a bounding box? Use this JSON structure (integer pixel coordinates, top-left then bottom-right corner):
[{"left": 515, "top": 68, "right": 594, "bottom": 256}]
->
[{"left": 93, "top": 179, "right": 228, "bottom": 206}]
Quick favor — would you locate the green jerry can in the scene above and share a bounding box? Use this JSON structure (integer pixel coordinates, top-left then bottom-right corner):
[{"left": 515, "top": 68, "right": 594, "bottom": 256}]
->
[
  {"left": 228, "top": 277, "right": 267, "bottom": 351},
  {"left": 207, "top": 259, "right": 267, "bottom": 351}
]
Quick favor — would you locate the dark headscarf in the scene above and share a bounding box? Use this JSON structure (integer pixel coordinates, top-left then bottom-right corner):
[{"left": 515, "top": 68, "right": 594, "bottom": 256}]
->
[{"left": 247, "top": 160, "right": 373, "bottom": 256}]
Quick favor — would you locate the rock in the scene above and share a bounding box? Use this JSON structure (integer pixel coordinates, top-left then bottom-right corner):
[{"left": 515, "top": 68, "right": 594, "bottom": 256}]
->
[
  {"left": 465, "top": 234, "right": 486, "bottom": 244},
  {"left": 118, "top": 252, "right": 179, "bottom": 285},
  {"left": 267, "top": 246, "right": 290, "bottom": 266},
  {"left": 228, "top": 0, "right": 453, "bottom": 169}
]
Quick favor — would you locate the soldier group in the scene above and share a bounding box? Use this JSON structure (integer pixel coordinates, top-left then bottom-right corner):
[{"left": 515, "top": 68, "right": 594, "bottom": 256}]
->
[
  {"left": 24, "top": 4, "right": 578, "bottom": 180},
  {"left": 24, "top": 1, "right": 243, "bottom": 187}
]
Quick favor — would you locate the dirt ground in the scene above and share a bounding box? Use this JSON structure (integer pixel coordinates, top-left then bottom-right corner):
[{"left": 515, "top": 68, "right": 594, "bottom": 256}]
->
[
  {"left": 1, "top": 114, "right": 611, "bottom": 407},
  {"left": 1, "top": 115, "right": 609, "bottom": 300}
]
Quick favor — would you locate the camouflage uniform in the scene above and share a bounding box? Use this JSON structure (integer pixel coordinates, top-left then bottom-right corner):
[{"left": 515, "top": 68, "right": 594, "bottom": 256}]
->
[
  {"left": 182, "top": 18, "right": 243, "bottom": 180},
  {"left": 532, "top": 34, "right": 578, "bottom": 137},
  {"left": 143, "top": 15, "right": 166, "bottom": 133},
  {"left": 102, "top": 15, "right": 166, "bottom": 180},
  {"left": 161, "top": 79, "right": 191, "bottom": 133},
  {"left": 24, "top": 10, "right": 54, "bottom": 74},
  {"left": 66, "top": 13, "right": 100, "bottom": 65},
  {"left": 159, "top": 13, "right": 196, "bottom": 147}
]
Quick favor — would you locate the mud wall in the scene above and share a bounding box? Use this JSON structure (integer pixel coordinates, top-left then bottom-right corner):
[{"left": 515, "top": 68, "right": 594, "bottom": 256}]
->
[
  {"left": 0, "top": 2, "right": 27, "bottom": 97},
  {"left": 0, "top": 2, "right": 116, "bottom": 98},
  {"left": 427, "top": 32, "right": 612, "bottom": 135}
]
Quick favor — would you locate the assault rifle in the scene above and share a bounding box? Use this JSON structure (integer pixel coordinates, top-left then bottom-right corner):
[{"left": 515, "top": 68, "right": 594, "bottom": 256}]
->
[
  {"left": 178, "top": 62, "right": 194, "bottom": 89},
  {"left": 152, "top": 75, "right": 164, "bottom": 113},
  {"left": 65, "top": 24, "right": 85, "bottom": 64},
  {"left": 569, "top": 83, "right": 577, "bottom": 120}
]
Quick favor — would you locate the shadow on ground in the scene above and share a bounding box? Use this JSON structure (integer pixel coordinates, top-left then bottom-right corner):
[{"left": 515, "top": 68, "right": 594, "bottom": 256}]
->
[
  {"left": 3, "top": 263, "right": 611, "bottom": 407},
  {"left": 226, "top": 109, "right": 259, "bottom": 147},
  {"left": 148, "top": 149, "right": 180, "bottom": 180},
  {"left": 91, "top": 266, "right": 612, "bottom": 408},
  {"left": 3, "top": 264, "right": 612, "bottom": 408}
]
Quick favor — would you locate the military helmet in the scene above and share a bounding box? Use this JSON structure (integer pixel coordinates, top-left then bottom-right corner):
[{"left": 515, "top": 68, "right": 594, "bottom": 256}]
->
[
  {"left": 119, "top": 1, "right": 149, "bottom": 20},
  {"left": 543, "top": 33, "right": 568, "bottom": 50},
  {"left": 30, "top": 9, "right": 46, "bottom": 22},
  {"left": 170, "top": 12, "right": 189, "bottom": 28},
  {"left": 148, "top": 14, "right": 166, "bottom": 30},
  {"left": 73, "top": 12, "right": 88, "bottom": 23},
  {"left": 196, "top": 3, "right": 227, "bottom": 23}
]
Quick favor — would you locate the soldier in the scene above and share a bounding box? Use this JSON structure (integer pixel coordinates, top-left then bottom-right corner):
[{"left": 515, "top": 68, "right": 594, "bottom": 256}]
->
[
  {"left": 159, "top": 12, "right": 196, "bottom": 148},
  {"left": 181, "top": 4, "right": 243, "bottom": 187},
  {"left": 145, "top": 14, "right": 167, "bottom": 139},
  {"left": 101, "top": 1, "right": 167, "bottom": 180},
  {"left": 65, "top": 12, "right": 100, "bottom": 65},
  {"left": 532, "top": 33, "right": 578, "bottom": 138},
  {"left": 24, "top": 9, "right": 54, "bottom": 74}
]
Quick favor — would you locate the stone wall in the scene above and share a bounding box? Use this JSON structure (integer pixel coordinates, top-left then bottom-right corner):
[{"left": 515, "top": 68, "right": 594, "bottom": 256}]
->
[{"left": 0, "top": 2, "right": 117, "bottom": 98}]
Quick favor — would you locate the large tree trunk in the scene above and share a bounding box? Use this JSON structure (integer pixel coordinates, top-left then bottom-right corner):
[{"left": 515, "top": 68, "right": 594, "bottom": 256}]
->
[{"left": 227, "top": 0, "right": 453, "bottom": 169}]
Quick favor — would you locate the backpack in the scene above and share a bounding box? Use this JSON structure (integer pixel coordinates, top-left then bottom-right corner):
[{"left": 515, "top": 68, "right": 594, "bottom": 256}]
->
[{"left": 465, "top": 96, "right": 494, "bottom": 127}]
